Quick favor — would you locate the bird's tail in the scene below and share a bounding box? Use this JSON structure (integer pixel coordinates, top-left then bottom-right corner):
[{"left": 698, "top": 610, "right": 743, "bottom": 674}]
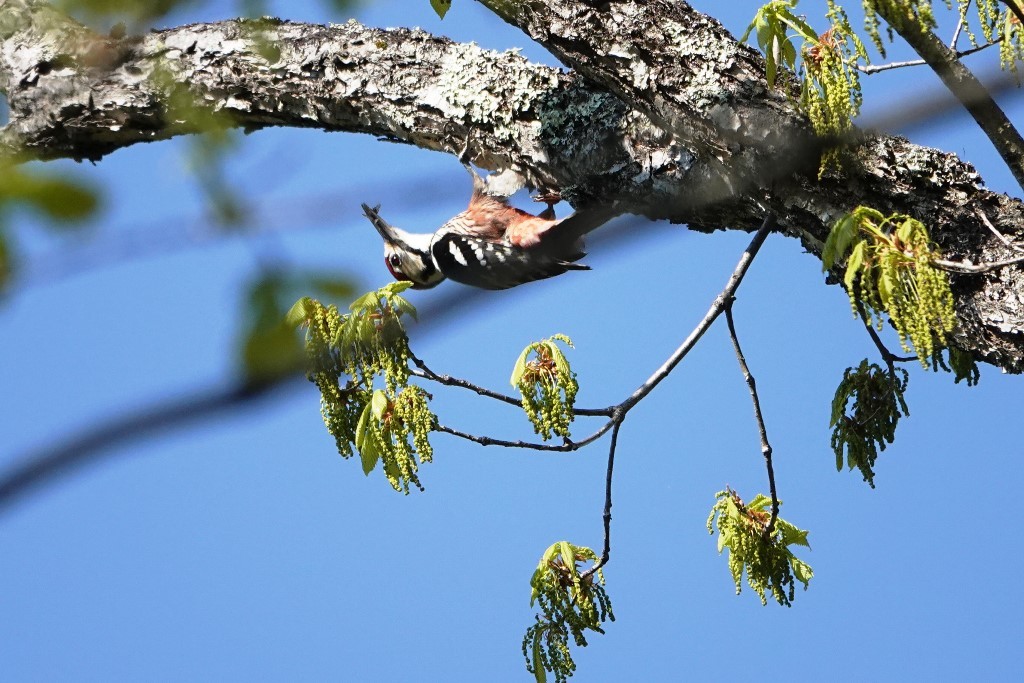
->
[{"left": 554, "top": 201, "right": 623, "bottom": 245}]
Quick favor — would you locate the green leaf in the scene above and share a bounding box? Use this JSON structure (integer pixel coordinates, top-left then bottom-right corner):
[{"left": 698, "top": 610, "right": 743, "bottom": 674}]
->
[
  {"left": 764, "top": 43, "right": 778, "bottom": 88},
  {"left": 782, "top": 35, "right": 796, "bottom": 69},
  {"left": 895, "top": 217, "right": 915, "bottom": 245},
  {"left": 549, "top": 344, "right": 570, "bottom": 376},
  {"left": 371, "top": 389, "right": 388, "bottom": 420},
  {"left": 285, "top": 297, "right": 313, "bottom": 327},
  {"left": 790, "top": 557, "right": 814, "bottom": 586},
  {"left": 349, "top": 290, "right": 378, "bottom": 312},
  {"left": 307, "top": 276, "right": 356, "bottom": 299},
  {"left": 1, "top": 170, "right": 99, "bottom": 224},
  {"left": 550, "top": 333, "right": 574, "bottom": 348},
  {"left": 776, "top": 518, "right": 811, "bottom": 548},
  {"left": 531, "top": 627, "right": 547, "bottom": 683},
  {"left": 391, "top": 294, "right": 418, "bottom": 320},
  {"left": 511, "top": 345, "right": 533, "bottom": 386},
  {"left": 777, "top": 6, "right": 818, "bottom": 42},
  {"left": 356, "top": 402, "right": 380, "bottom": 475},
  {"left": 844, "top": 240, "right": 865, "bottom": 290},
  {"left": 825, "top": 214, "right": 857, "bottom": 270},
  {"left": 430, "top": 0, "right": 451, "bottom": 19},
  {"left": 242, "top": 320, "right": 304, "bottom": 383},
  {"left": 558, "top": 541, "right": 575, "bottom": 573},
  {"left": 747, "top": 493, "right": 772, "bottom": 512},
  {"left": 384, "top": 280, "right": 414, "bottom": 295},
  {"left": 878, "top": 270, "right": 895, "bottom": 308}
]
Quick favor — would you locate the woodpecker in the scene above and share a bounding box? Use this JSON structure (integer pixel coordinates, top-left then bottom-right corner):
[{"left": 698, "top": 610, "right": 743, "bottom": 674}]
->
[{"left": 362, "top": 166, "right": 616, "bottom": 290}]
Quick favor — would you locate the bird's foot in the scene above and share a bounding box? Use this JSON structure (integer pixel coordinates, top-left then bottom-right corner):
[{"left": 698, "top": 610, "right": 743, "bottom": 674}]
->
[{"left": 532, "top": 190, "right": 562, "bottom": 220}]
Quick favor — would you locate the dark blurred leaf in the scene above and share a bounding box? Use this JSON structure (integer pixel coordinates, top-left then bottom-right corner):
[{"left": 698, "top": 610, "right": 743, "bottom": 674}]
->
[
  {"left": 322, "top": 0, "right": 361, "bottom": 12},
  {"left": 57, "top": 0, "right": 190, "bottom": 22},
  {"left": 0, "top": 230, "right": 13, "bottom": 294},
  {"left": 0, "top": 165, "right": 99, "bottom": 226},
  {"left": 430, "top": 0, "right": 452, "bottom": 20},
  {"left": 239, "top": 270, "right": 357, "bottom": 384}
]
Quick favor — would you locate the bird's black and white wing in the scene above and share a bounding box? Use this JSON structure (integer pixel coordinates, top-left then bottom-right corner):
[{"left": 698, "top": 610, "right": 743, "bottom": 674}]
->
[{"left": 430, "top": 233, "right": 588, "bottom": 290}]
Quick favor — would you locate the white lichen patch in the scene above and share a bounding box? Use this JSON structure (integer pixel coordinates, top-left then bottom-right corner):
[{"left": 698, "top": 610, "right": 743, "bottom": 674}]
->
[{"left": 418, "top": 41, "right": 558, "bottom": 139}]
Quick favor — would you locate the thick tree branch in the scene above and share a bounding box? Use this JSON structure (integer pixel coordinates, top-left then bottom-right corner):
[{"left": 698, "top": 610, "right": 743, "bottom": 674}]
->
[
  {"left": 868, "top": 1, "right": 1024, "bottom": 190},
  {"left": 3, "top": 0, "right": 1024, "bottom": 370}
]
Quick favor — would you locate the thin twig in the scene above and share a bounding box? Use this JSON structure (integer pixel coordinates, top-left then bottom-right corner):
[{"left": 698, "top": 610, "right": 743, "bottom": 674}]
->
[
  {"left": 723, "top": 299, "right": 779, "bottom": 537},
  {"left": 435, "top": 422, "right": 615, "bottom": 451},
  {"left": 580, "top": 417, "right": 620, "bottom": 581},
  {"left": 434, "top": 213, "right": 777, "bottom": 577},
  {"left": 857, "top": 38, "right": 1002, "bottom": 74},
  {"left": 432, "top": 214, "right": 777, "bottom": 450},
  {"left": 951, "top": 1, "right": 970, "bottom": 49},
  {"left": 854, "top": 300, "right": 917, "bottom": 371},
  {"left": 933, "top": 254, "right": 1024, "bottom": 272},
  {"left": 870, "top": 3, "right": 1024, "bottom": 191},
  {"left": 615, "top": 214, "right": 777, "bottom": 415},
  {"left": 977, "top": 209, "right": 1024, "bottom": 253},
  {"left": 409, "top": 352, "right": 613, "bottom": 417}
]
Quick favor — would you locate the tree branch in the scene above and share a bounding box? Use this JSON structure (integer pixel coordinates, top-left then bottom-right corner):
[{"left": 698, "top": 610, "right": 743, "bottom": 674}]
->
[
  {"left": 934, "top": 254, "right": 1024, "bottom": 273},
  {"left": 723, "top": 299, "right": 778, "bottom": 537},
  {"left": 868, "top": 2, "right": 1024, "bottom": 190},
  {"left": 0, "top": 378, "right": 300, "bottom": 512},
  {"left": 4, "top": 0, "right": 1024, "bottom": 369},
  {"left": 1000, "top": 0, "right": 1024, "bottom": 27},
  {"left": 855, "top": 299, "right": 918, "bottom": 372},
  {"left": 410, "top": 351, "right": 613, "bottom": 417},
  {"left": 580, "top": 418, "right": 620, "bottom": 582},
  {"left": 856, "top": 38, "right": 1002, "bottom": 74}
]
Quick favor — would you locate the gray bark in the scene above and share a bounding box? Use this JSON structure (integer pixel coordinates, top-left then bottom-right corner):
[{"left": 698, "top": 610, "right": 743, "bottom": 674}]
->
[{"left": 1, "top": 0, "right": 1022, "bottom": 371}]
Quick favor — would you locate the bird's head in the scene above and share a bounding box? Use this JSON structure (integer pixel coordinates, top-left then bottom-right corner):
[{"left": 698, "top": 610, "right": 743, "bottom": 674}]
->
[{"left": 361, "top": 204, "right": 445, "bottom": 289}]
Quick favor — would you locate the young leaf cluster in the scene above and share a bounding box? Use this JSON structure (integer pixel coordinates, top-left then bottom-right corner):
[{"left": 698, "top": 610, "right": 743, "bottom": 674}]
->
[
  {"left": 706, "top": 490, "right": 813, "bottom": 606},
  {"left": 823, "top": 207, "right": 957, "bottom": 366},
  {"left": 744, "top": 1, "right": 869, "bottom": 170},
  {"left": 511, "top": 335, "right": 579, "bottom": 441},
  {"left": 805, "top": 2, "right": 870, "bottom": 169},
  {"left": 830, "top": 359, "right": 910, "bottom": 487},
  {"left": 522, "top": 542, "right": 614, "bottom": 683},
  {"left": 286, "top": 282, "right": 435, "bottom": 493}
]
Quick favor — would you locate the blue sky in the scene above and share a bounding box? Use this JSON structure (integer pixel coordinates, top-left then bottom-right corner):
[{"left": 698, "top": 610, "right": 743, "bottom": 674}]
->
[{"left": 2, "top": 1, "right": 1023, "bottom": 681}]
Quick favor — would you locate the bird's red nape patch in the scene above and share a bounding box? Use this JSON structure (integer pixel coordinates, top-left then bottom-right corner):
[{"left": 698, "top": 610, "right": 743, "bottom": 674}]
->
[{"left": 384, "top": 257, "right": 411, "bottom": 282}]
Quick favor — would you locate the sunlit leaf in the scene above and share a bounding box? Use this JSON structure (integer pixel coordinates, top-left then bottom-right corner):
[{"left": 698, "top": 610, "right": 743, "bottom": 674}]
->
[
  {"left": 844, "top": 240, "right": 865, "bottom": 289},
  {"left": 790, "top": 557, "right": 814, "bottom": 586},
  {"left": 285, "top": 297, "right": 314, "bottom": 327},
  {"left": 371, "top": 389, "right": 388, "bottom": 420},
  {"left": 356, "top": 402, "right": 380, "bottom": 475},
  {"left": 510, "top": 345, "right": 532, "bottom": 386}
]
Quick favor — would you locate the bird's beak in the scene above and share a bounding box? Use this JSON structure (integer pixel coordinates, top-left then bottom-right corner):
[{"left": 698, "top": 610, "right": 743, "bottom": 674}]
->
[{"left": 361, "top": 203, "right": 406, "bottom": 247}]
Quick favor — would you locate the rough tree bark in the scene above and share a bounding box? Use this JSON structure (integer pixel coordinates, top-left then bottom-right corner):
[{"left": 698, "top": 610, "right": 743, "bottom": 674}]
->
[{"left": 1, "top": 0, "right": 1022, "bottom": 370}]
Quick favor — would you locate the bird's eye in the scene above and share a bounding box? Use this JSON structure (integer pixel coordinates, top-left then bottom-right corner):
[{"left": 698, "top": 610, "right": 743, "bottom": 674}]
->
[{"left": 388, "top": 253, "right": 402, "bottom": 267}]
